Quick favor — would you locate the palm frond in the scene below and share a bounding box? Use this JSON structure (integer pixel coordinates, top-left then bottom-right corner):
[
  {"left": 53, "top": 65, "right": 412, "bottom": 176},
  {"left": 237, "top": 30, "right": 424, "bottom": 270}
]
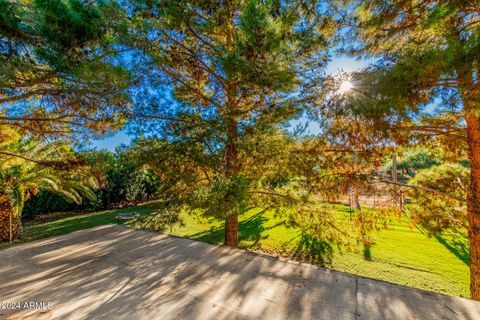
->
[{"left": 0, "top": 133, "right": 98, "bottom": 213}]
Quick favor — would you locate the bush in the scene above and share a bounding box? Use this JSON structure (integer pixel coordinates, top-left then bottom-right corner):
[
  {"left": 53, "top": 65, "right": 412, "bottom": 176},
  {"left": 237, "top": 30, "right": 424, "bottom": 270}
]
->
[
  {"left": 23, "top": 148, "right": 161, "bottom": 218},
  {"left": 23, "top": 191, "right": 76, "bottom": 220}
]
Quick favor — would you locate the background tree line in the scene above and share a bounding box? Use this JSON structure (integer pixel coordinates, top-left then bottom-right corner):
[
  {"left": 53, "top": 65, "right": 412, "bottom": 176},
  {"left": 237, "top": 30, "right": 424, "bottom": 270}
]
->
[{"left": 22, "top": 148, "right": 160, "bottom": 219}]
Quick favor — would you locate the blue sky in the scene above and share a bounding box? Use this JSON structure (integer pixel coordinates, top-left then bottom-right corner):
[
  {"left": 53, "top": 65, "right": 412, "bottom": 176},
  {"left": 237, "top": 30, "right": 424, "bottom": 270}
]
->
[
  {"left": 325, "top": 55, "right": 369, "bottom": 74},
  {"left": 91, "top": 55, "right": 368, "bottom": 151},
  {"left": 92, "top": 131, "right": 132, "bottom": 151}
]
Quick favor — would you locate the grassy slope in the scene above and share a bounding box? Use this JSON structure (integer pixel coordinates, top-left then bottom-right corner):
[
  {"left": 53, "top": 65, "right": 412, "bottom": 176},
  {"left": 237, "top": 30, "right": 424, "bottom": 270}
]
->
[{"left": 0, "top": 202, "right": 470, "bottom": 297}]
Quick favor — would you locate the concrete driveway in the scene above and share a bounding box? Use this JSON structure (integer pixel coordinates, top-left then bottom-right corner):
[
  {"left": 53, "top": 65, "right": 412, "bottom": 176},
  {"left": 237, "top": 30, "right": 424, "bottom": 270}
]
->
[{"left": 1, "top": 224, "right": 479, "bottom": 319}]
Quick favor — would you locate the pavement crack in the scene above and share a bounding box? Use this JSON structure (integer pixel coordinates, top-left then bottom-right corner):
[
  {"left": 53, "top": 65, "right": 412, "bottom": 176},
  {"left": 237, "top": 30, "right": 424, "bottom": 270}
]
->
[
  {"left": 445, "top": 304, "right": 458, "bottom": 315},
  {"left": 354, "top": 277, "right": 359, "bottom": 320}
]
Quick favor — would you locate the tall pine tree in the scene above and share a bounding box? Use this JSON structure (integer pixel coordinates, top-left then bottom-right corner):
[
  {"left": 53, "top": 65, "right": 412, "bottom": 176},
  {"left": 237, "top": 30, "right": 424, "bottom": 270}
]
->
[
  {"left": 336, "top": 0, "right": 480, "bottom": 299},
  {"left": 127, "top": 0, "right": 331, "bottom": 246}
]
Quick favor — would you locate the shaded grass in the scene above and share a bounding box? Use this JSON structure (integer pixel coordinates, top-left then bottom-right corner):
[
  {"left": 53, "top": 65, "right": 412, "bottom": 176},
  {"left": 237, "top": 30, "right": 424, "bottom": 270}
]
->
[
  {"left": 166, "top": 206, "right": 470, "bottom": 298},
  {"left": 327, "top": 219, "right": 469, "bottom": 298},
  {"left": 0, "top": 202, "right": 470, "bottom": 298},
  {"left": 434, "top": 229, "right": 469, "bottom": 266}
]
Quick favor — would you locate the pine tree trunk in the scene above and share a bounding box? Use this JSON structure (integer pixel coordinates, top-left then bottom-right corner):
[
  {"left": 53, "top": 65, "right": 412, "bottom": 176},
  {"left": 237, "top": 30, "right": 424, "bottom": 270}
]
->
[
  {"left": 224, "top": 117, "right": 240, "bottom": 247},
  {"left": 458, "top": 64, "right": 480, "bottom": 300},
  {"left": 223, "top": 3, "right": 239, "bottom": 248},
  {"left": 225, "top": 215, "right": 238, "bottom": 247},
  {"left": 0, "top": 197, "right": 22, "bottom": 242},
  {"left": 466, "top": 114, "right": 480, "bottom": 300}
]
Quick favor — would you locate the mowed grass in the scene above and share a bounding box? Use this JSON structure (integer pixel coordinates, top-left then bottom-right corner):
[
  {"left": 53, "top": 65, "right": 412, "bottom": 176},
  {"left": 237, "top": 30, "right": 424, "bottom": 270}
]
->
[
  {"left": 0, "top": 202, "right": 470, "bottom": 298},
  {"left": 0, "top": 202, "right": 161, "bottom": 251},
  {"left": 166, "top": 206, "right": 470, "bottom": 298}
]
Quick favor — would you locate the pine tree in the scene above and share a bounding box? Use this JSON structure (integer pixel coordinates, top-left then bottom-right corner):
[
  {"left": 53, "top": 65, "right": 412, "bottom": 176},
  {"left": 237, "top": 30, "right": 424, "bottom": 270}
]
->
[
  {"left": 336, "top": 0, "right": 480, "bottom": 299},
  {"left": 127, "top": 0, "right": 331, "bottom": 246},
  {"left": 0, "top": 0, "right": 131, "bottom": 138}
]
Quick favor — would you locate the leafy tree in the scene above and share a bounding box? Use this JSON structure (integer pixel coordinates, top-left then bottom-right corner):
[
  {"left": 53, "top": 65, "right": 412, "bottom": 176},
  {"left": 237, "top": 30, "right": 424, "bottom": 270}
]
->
[
  {"left": 126, "top": 0, "right": 332, "bottom": 246},
  {"left": 82, "top": 149, "right": 160, "bottom": 210},
  {"left": 332, "top": 0, "right": 480, "bottom": 299},
  {"left": 0, "top": 134, "right": 98, "bottom": 241},
  {"left": 131, "top": 128, "right": 393, "bottom": 250},
  {"left": 0, "top": 0, "right": 131, "bottom": 138},
  {"left": 384, "top": 148, "right": 440, "bottom": 176}
]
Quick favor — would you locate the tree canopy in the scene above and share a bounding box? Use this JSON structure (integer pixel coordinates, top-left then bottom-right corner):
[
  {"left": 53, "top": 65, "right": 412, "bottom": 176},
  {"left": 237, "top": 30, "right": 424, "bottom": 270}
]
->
[
  {"left": 0, "top": 0, "right": 131, "bottom": 138},
  {"left": 123, "top": 0, "right": 334, "bottom": 246}
]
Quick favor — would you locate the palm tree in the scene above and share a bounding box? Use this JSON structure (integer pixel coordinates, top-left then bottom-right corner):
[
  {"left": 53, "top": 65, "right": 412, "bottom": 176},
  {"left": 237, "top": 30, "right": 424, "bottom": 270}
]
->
[{"left": 0, "top": 136, "right": 98, "bottom": 242}]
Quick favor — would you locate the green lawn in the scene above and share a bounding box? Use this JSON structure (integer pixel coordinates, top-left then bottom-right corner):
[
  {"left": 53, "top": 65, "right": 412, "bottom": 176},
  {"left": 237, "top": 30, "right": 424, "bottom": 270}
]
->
[
  {"left": 0, "top": 202, "right": 470, "bottom": 298},
  {"left": 165, "top": 207, "right": 469, "bottom": 298}
]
